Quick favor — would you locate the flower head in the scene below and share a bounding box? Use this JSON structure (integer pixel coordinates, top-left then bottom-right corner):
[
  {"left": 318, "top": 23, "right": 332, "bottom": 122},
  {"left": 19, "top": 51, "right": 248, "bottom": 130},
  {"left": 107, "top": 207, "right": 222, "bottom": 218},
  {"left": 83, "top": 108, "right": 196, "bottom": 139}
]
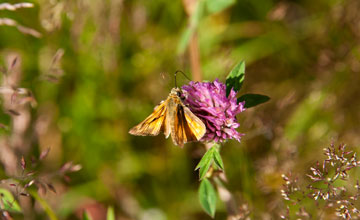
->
[{"left": 181, "top": 79, "right": 245, "bottom": 143}]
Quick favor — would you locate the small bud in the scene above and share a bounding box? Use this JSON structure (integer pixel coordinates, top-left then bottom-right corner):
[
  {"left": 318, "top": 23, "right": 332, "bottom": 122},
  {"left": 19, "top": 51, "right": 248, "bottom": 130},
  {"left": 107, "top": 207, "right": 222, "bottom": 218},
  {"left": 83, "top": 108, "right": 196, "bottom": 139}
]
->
[
  {"left": 46, "top": 183, "right": 56, "bottom": 193},
  {"left": 20, "top": 156, "right": 26, "bottom": 170},
  {"left": 39, "top": 148, "right": 50, "bottom": 160}
]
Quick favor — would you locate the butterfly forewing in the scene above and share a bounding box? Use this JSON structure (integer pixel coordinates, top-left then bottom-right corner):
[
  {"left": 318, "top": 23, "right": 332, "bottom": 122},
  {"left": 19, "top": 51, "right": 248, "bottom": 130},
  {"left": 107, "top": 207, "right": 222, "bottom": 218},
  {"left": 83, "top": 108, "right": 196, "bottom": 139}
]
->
[{"left": 129, "top": 100, "right": 168, "bottom": 136}]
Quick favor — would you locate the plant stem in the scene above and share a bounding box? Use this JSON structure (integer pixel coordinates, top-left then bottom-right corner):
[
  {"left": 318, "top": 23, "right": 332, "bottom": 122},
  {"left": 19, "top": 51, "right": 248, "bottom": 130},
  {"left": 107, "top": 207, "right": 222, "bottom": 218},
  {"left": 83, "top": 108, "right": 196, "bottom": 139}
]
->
[
  {"left": 204, "top": 143, "right": 240, "bottom": 219},
  {"left": 182, "top": 0, "right": 202, "bottom": 82},
  {"left": 189, "top": 33, "right": 202, "bottom": 82}
]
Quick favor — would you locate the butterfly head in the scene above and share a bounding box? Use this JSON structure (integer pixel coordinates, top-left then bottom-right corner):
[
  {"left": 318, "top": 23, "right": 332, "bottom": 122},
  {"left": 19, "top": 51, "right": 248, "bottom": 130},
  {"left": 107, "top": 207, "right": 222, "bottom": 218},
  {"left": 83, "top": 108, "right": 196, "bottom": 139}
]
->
[
  {"left": 170, "top": 87, "right": 183, "bottom": 97},
  {"left": 171, "top": 87, "right": 186, "bottom": 101}
]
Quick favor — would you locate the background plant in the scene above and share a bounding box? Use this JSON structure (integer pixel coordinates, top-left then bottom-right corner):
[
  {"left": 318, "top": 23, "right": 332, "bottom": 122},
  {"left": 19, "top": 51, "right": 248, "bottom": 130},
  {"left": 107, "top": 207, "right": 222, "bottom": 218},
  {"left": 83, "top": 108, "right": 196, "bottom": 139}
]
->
[{"left": 281, "top": 143, "right": 360, "bottom": 219}]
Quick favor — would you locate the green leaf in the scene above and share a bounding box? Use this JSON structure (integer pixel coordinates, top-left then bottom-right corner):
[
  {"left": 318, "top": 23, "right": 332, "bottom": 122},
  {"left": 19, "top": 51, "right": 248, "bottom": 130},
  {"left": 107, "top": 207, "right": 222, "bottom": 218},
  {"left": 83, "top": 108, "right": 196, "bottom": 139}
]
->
[
  {"left": 196, "top": 146, "right": 215, "bottom": 179},
  {"left": 213, "top": 149, "right": 224, "bottom": 170},
  {"left": 177, "top": 0, "right": 205, "bottom": 54},
  {"left": 206, "top": 0, "right": 236, "bottom": 14},
  {"left": 237, "top": 93, "right": 270, "bottom": 108},
  {"left": 226, "top": 61, "right": 246, "bottom": 96},
  {"left": 199, "top": 179, "right": 217, "bottom": 218},
  {"left": 83, "top": 211, "right": 92, "bottom": 220},
  {"left": 177, "top": 28, "right": 194, "bottom": 55},
  {"left": 196, "top": 144, "right": 225, "bottom": 179},
  {"left": 190, "top": 0, "right": 205, "bottom": 28},
  {"left": 107, "top": 206, "right": 115, "bottom": 220},
  {"left": 195, "top": 146, "right": 214, "bottom": 171},
  {"left": 0, "top": 188, "right": 22, "bottom": 213},
  {"left": 199, "top": 159, "right": 213, "bottom": 179}
]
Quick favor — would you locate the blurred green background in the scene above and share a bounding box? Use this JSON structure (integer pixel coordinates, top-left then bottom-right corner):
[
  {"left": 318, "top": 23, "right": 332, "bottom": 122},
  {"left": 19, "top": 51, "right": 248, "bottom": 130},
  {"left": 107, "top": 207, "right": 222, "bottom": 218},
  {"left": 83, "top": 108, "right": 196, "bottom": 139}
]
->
[{"left": 1, "top": 0, "right": 360, "bottom": 219}]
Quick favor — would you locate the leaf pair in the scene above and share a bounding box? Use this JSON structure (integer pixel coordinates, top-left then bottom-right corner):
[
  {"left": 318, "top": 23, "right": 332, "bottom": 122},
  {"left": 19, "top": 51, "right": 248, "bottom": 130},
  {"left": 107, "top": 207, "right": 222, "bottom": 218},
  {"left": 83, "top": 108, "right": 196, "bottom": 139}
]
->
[
  {"left": 226, "top": 60, "right": 270, "bottom": 108},
  {"left": 195, "top": 144, "right": 224, "bottom": 217},
  {"left": 196, "top": 144, "right": 223, "bottom": 218},
  {"left": 195, "top": 144, "right": 224, "bottom": 180}
]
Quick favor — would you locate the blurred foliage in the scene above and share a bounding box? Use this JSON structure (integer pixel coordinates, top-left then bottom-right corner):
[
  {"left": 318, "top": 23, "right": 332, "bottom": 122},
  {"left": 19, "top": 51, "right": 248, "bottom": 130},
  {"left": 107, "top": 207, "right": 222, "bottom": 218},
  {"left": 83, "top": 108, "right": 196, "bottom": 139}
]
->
[
  {"left": 0, "top": 0, "right": 360, "bottom": 219},
  {"left": 0, "top": 188, "right": 22, "bottom": 213}
]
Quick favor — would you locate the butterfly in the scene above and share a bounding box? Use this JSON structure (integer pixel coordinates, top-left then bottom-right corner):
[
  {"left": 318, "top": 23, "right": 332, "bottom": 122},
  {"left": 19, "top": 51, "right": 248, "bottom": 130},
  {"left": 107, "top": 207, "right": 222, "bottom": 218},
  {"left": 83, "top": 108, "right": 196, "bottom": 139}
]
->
[{"left": 129, "top": 87, "right": 206, "bottom": 147}]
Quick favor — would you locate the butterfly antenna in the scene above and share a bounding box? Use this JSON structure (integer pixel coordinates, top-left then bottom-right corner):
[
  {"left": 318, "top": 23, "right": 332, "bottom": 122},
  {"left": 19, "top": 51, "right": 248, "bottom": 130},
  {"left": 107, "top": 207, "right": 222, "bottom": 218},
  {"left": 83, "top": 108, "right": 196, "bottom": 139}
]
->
[{"left": 174, "top": 70, "right": 191, "bottom": 88}]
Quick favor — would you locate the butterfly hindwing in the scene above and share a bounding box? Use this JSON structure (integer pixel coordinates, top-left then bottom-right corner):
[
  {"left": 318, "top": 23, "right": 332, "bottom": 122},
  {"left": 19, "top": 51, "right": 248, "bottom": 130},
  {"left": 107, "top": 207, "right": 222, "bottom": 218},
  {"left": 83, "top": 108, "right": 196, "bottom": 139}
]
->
[
  {"left": 183, "top": 106, "right": 206, "bottom": 140},
  {"left": 173, "top": 104, "right": 194, "bottom": 146},
  {"left": 170, "top": 99, "right": 206, "bottom": 147}
]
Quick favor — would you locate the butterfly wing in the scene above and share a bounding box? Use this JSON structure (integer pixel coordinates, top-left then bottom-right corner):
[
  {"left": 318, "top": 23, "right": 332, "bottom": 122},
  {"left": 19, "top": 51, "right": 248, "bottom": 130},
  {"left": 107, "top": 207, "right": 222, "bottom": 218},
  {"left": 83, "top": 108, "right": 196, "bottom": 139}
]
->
[
  {"left": 129, "top": 99, "right": 169, "bottom": 136},
  {"left": 183, "top": 106, "right": 206, "bottom": 140},
  {"left": 129, "top": 88, "right": 205, "bottom": 146},
  {"left": 169, "top": 98, "right": 206, "bottom": 147}
]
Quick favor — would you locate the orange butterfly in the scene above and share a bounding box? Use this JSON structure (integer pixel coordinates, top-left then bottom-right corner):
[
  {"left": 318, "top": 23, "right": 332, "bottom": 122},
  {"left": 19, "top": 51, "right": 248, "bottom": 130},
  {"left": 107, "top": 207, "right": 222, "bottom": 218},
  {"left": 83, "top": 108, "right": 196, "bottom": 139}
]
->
[{"left": 129, "top": 87, "right": 206, "bottom": 147}]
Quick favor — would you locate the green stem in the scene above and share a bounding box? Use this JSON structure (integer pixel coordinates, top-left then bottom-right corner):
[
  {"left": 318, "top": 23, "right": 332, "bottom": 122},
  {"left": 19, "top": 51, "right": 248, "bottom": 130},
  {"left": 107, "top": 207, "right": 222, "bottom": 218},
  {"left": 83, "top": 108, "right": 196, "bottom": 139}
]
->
[{"left": 28, "top": 190, "right": 58, "bottom": 220}]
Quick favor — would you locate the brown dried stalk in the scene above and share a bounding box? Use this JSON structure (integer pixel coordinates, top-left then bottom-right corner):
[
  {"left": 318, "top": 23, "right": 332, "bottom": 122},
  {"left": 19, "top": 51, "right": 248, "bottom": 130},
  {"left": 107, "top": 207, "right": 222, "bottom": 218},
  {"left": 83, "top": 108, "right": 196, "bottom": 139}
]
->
[{"left": 182, "top": 0, "right": 202, "bottom": 82}]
